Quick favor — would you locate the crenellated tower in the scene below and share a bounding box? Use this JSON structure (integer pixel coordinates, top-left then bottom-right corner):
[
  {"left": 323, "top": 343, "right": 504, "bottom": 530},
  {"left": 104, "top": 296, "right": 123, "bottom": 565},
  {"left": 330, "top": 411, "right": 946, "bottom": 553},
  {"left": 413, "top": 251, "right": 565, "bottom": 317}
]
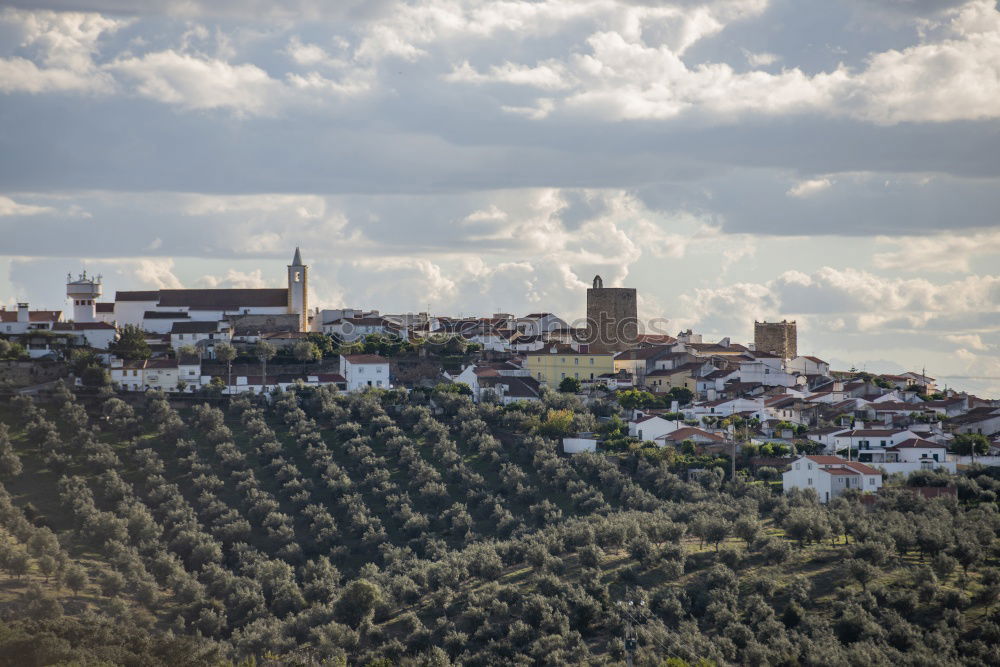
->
[{"left": 67, "top": 270, "right": 102, "bottom": 323}]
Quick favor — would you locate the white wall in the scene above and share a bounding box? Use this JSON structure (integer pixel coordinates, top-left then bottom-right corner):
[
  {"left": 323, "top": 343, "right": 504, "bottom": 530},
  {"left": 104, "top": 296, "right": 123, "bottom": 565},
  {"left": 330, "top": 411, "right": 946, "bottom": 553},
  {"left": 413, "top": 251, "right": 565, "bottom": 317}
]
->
[{"left": 563, "top": 437, "right": 597, "bottom": 454}]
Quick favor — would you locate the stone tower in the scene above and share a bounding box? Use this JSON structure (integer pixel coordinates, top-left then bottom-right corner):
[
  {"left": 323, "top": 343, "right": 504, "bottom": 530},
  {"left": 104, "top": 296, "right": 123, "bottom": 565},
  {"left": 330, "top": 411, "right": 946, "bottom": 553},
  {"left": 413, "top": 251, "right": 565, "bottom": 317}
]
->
[
  {"left": 586, "top": 274, "right": 638, "bottom": 353},
  {"left": 287, "top": 247, "right": 308, "bottom": 332},
  {"left": 66, "top": 270, "right": 102, "bottom": 323},
  {"left": 754, "top": 320, "right": 797, "bottom": 359}
]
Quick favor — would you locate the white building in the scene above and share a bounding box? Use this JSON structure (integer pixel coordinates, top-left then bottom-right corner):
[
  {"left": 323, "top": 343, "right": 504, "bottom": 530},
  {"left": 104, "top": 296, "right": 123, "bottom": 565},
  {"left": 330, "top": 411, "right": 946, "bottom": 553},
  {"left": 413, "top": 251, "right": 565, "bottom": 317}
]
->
[
  {"left": 111, "top": 357, "right": 205, "bottom": 393},
  {"left": 224, "top": 372, "right": 346, "bottom": 395},
  {"left": 515, "top": 313, "right": 567, "bottom": 337},
  {"left": 858, "top": 438, "right": 957, "bottom": 475},
  {"left": 323, "top": 316, "right": 399, "bottom": 342},
  {"left": 830, "top": 428, "right": 920, "bottom": 453},
  {"left": 170, "top": 321, "right": 231, "bottom": 358},
  {"left": 563, "top": 434, "right": 598, "bottom": 454},
  {"left": 783, "top": 455, "right": 882, "bottom": 504},
  {"left": 52, "top": 321, "right": 118, "bottom": 350},
  {"left": 66, "top": 271, "right": 102, "bottom": 322},
  {"left": 0, "top": 303, "right": 61, "bottom": 335},
  {"left": 949, "top": 408, "right": 1000, "bottom": 436},
  {"left": 786, "top": 355, "right": 831, "bottom": 376},
  {"left": 85, "top": 248, "right": 310, "bottom": 332},
  {"left": 340, "top": 353, "right": 390, "bottom": 391},
  {"left": 629, "top": 415, "right": 684, "bottom": 442},
  {"left": 739, "top": 355, "right": 798, "bottom": 387}
]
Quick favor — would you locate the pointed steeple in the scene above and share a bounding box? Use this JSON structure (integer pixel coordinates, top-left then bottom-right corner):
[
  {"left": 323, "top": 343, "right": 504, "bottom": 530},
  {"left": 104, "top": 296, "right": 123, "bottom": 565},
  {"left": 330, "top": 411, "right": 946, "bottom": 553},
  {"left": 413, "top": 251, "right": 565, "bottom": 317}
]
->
[{"left": 291, "top": 246, "right": 303, "bottom": 266}]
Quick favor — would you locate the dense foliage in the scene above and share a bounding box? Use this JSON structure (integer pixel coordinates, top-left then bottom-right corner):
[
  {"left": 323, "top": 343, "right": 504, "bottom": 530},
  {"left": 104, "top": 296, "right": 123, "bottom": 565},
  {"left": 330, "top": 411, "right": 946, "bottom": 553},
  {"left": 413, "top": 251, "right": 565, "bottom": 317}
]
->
[{"left": 1, "top": 382, "right": 1000, "bottom": 665}]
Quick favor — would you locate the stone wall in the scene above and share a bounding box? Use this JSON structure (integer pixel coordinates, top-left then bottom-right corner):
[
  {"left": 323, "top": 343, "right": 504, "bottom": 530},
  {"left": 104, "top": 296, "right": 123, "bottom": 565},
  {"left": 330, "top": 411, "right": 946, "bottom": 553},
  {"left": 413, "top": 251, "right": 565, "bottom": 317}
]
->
[{"left": 0, "top": 360, "right": 68, "bottom": 389}]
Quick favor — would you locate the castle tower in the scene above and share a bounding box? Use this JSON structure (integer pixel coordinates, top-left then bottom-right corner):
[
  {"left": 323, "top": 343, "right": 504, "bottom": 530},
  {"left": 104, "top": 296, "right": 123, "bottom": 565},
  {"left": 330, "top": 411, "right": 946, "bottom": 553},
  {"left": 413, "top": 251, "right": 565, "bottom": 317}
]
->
[
  {"left": 66, "top": 270, "right": 102, "bottom": 323},
  {"left": 287, "top": 247, "right": 308, "bottom": 332},
  {"left": 586, "top": 274, "right": 638, "bottom": 353},
  {"left": 754, "top": 320, "right": 797, "bottom": 359}
]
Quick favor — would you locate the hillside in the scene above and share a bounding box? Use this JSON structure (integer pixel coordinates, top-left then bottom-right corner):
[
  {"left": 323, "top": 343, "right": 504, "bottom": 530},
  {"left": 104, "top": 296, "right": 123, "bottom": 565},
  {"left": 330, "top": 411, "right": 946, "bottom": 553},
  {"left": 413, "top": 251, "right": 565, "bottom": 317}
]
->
[{"left": 0, "top": 383, "right": 999, "bottom": 665}]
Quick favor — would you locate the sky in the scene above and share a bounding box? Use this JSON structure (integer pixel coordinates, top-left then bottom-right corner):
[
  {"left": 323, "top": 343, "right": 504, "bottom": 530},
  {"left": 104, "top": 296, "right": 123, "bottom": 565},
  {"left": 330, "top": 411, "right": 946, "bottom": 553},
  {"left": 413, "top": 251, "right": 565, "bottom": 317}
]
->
[{"left": 0, "top": 0, "right": 998, "bottom": 395}]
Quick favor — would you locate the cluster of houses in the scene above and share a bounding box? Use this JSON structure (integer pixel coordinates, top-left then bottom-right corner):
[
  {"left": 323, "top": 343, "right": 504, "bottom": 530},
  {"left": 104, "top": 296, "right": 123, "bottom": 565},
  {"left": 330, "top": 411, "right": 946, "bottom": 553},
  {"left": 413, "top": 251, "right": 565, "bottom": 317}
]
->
[{"left": 4, "top": 256, "right": 999, "bottom": 504}]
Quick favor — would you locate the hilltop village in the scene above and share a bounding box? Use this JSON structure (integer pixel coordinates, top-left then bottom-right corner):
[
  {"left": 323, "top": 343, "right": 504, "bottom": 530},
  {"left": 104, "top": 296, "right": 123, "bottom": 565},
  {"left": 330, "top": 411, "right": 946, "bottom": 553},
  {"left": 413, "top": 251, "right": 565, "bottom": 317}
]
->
[
  {"left": 4, "top": 249, "right": 1000, "bottom": 664},
  {"left": 2, "top": 247, "right": 998, "bottom": 500}
]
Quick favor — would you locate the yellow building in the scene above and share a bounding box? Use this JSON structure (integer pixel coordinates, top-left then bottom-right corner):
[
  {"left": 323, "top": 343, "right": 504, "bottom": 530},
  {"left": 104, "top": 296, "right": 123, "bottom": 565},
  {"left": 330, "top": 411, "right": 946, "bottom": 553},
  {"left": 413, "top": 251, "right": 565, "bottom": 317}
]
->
[
  {"left": 646, "top": 363, "right": 701, "bottom": 393},
  {"left": 525, "top": 344, "right": 615, "bottom": 386}
]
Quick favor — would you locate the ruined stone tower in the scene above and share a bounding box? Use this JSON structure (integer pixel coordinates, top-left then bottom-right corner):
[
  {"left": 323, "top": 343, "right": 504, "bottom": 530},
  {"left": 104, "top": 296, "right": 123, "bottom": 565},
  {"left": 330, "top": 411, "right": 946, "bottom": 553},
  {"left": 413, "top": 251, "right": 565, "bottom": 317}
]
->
[
  {"left": 586, "top": 275, "right": 638, "bottom": 353},
  {"left": 754, "top": 320, "right": 797, "bottom": 359}
]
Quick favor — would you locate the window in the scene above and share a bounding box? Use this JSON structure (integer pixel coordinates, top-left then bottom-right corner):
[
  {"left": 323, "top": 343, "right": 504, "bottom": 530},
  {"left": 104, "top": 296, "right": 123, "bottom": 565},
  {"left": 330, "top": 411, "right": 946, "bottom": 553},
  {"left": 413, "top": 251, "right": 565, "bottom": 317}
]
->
[
  {"left": 807, "top": 462, "right": 813, "bottom": 470},
  {"left": 880, "top": 440, "right": 887, "bottom": 446},
  {"left": 795, "top": 463, "right": 800, "bottom": 470},
  {"left": 869, "top": 477, "right": 876, "bottom": 485},
  {"left": 293, "top": 271, "right": 301, "bottom": 282},
  {"left": 574, "top": 358, "right": 579, "bottom": 365},
  {"left": 589, "top": 358, "right": 594, "bottom": 365},
  {"left": 807, "top": 478, "right": 813, "bottom": 485}
]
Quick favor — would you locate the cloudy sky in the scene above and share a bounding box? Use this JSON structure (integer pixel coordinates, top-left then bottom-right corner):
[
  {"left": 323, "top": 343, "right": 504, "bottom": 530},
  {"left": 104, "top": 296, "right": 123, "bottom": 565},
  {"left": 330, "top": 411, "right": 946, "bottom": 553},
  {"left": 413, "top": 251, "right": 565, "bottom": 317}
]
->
[{"left": 1, "top": 0, "right": 998, "bottom": 394}]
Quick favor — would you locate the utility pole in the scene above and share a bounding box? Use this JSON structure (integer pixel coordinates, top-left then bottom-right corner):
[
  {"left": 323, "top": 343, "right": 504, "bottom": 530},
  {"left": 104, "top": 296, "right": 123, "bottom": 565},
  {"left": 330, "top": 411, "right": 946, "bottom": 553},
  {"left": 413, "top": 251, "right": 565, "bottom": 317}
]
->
[{"left": 618, "top": 587, "right": 645, "bottom": 667}]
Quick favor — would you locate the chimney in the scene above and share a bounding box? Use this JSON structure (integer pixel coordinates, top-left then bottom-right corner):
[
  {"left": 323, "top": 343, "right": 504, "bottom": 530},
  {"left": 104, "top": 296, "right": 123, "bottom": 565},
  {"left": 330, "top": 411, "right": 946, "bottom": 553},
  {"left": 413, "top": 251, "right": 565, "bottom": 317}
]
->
[{"left": 17, "top": 302, "right": 29, "bottom": 324}]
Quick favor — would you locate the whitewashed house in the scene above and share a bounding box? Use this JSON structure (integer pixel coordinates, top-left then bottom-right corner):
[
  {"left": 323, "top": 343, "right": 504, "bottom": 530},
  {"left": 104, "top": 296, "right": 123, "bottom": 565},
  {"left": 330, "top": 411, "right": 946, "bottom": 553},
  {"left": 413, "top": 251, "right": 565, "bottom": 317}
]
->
[
  {"left": 170, "top": 321, "right": 231, "bottom": 358},
  {"left": 831, "top": 428, "right": 920, "bottom": 454},
  {"left": 783, "top": 455, "right": 882, "bottom": 504},
  {"left": 111, "top": 357, "right": 205, "bottom": 393},
  {"left": 629, "top": 415, "right": 684, "bottom": 442},
  {"left": 858, "top": 438, "right": 957, "bottom": 475},
  {"left": 786, "top": 356, "right": 831, "bottom": 376},
  {"left": 340, "top": 354, "right": 390, "bottom": 391}
]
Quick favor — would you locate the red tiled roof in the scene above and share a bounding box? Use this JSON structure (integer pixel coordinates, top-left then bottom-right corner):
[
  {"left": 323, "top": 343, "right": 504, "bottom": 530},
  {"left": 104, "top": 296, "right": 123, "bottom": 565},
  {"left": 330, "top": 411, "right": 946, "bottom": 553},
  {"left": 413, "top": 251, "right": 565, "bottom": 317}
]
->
[
  {"left": 0, "top": 310, "right": 61, "bottom": 323},
  {"left": 827, "top": 468, "right": 858, "bottom": 476},
  {"left": 844, "top": 461, "right": 882, "bottom": 475},
  {"left": 806, "top": 455, "right": 848, "bottom": 464},
  {"left": 889, "top": 438, "right": 946, "bottom": 450},
  {"left": 657, "top": 427, "right": 725, "bottom": 442},
  {"left": 158, "top": 288, "right": 288, "bottom": 309},
  {"left": 312, "top": 374, "right": 346, "bottom": 383},
  {"left": 342, "top": 354, "right": 386, "bottom": 364},
  {"left": 115, "top": 290, "right": 159, "bottom": 301},
  {"left": 52, "top": 322, "right": 116, "bottom": 330}
]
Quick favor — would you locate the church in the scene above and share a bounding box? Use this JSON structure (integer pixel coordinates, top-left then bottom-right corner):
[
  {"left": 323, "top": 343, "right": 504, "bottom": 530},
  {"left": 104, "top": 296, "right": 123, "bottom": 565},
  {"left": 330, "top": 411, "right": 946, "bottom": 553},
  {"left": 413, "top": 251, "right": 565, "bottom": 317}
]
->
[{"left": 71, "top": 248, "right": 311, "bottom": 333}]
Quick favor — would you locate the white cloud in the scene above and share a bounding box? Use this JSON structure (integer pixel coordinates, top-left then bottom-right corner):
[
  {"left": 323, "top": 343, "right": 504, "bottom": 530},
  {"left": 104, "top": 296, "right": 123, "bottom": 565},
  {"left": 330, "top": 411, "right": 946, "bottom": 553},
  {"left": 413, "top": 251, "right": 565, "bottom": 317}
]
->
[
  {"left": 0, "top": 196, "right": 54, "bottom": 216},
  {"left": 445, "top": 60, "right": 573, "bottom": 90},
  {"left": 0, "top": 9, "right": 122, "bottom": 93},
  {"left": 743, "top": 50, "right": 778, "bottom": 67},
  {"left": 434, "top": 0, "right": 1000, "bottom": 125},
  {"left": 131, "top": 258, "right": 183, "bottom": 288},
  {"left": 681, "top": 266, "right": 1000, "bottom": 337},
  {"left": 944, "top": 333, "right": 989, "bottom": 351},
  {"left": 786, "top": 178, "right": 832, "bottom": 198},
  {"left": 197, "top": 268, "right": 271, "bottom": 288},
  {"left": 107, "top": 50, "right": 283, "bottom": 114},
  {"left": 873, "top": 229, "right": 1000, "bottom": 272}
]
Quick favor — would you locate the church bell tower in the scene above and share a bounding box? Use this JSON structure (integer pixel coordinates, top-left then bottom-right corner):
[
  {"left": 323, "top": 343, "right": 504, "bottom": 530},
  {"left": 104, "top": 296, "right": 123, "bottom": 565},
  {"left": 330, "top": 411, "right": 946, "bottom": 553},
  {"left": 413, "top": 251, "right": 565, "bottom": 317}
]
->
[{"left": 287, "top": 247, "right": 308, "bottom": 332}]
